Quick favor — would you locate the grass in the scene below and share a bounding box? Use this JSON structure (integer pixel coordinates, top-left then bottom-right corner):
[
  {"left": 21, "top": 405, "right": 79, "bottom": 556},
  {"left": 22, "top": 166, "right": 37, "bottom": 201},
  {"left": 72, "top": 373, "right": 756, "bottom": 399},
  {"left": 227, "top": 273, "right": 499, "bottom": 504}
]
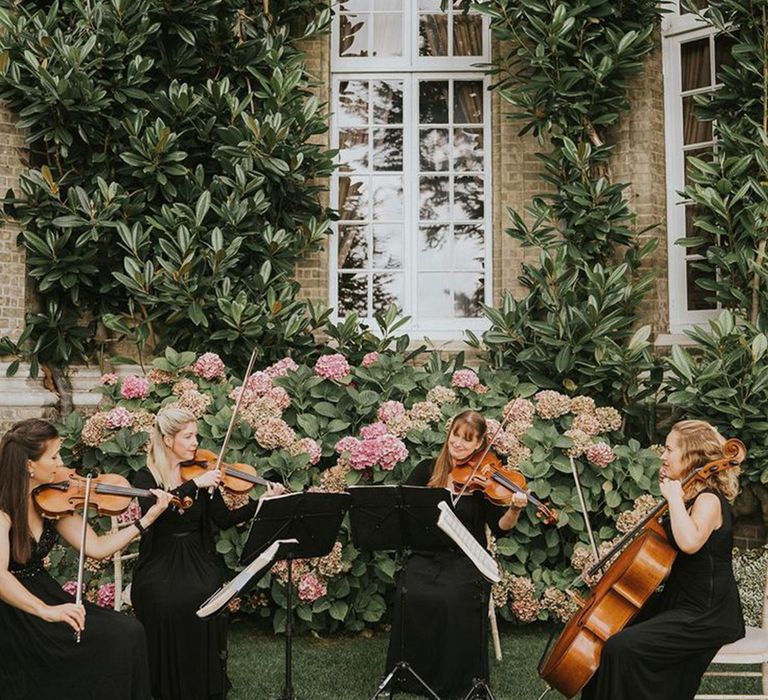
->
[{"left": 226, "top": 620, "right": 761, "bottom": 699}]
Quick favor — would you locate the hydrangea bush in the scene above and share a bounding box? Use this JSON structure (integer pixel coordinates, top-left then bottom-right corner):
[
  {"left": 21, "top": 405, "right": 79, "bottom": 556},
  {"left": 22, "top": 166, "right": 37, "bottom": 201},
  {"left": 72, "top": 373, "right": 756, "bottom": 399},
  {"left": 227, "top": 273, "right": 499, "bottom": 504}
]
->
[{"left": 54, "top": 347, "right": 663, "bottom": 631}]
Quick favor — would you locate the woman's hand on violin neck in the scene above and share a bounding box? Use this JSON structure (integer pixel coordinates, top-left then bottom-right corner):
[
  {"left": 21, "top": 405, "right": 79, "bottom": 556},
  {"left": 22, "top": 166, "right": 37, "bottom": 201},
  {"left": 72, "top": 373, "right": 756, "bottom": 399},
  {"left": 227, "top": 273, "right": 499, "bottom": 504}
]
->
[
  {"left": 40, "top": 602, "right": 86, "bottom": 633},
  {"left": 193, "top": 468, "right": 222, "bottom": 490},
  {"left": 509, "top": 492, "right": 528, "bottom": 510},
  {"left": 144, "top": 489, "right": 175, "bottom": 523}
]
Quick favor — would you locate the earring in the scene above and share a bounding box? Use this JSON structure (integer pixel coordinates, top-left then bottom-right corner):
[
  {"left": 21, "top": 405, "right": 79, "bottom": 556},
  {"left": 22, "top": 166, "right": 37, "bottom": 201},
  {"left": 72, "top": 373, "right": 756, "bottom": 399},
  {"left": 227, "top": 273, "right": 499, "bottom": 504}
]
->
[{"left": 28, "top": 470, "right": 35, "bottom": 479}]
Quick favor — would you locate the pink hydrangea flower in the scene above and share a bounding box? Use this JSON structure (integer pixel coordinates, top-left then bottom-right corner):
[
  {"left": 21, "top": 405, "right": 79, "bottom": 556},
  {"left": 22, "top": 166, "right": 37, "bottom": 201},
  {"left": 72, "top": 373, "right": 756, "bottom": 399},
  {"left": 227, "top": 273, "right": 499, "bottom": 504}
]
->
[
  {"left": 100, "top": 373, "right": 118, "bottom": 386},
  {"left": 474, "top": 384, "right": 489, "bottom": 394},
  {"left": 378, "top": 400, "right": 406, "bottom": 423},
  {"left": 314, "top": 353, "right": 351, "bottom": 382},
  {"left": 349, "top": 439, "right": 381, "bottom": 470},
  {"left": 265, "top": 386, "right": 291, "bottom": 410},
  {"left": 62, "top": 580, "right": 79, "bottom": 597},
  {"left": 266, "top": 357, "right": 299, "bottom": 378},
  {"left": 375, "top": 435, "right": 408, "bottom": 470},
  {"left": 586, "top": 442, "right": 616, "bottom": 468},
  {"left": 105, "top": 407, "right": 134, "bottom": 430},
  {"left": 360, "top": 422, "right": 388, "bottom": 439},
  {"left": 191, "top": 352, "right": 226, "bottom": 380},
  {"left": 297, "top": 573, "right": 327, "bottom": 603},
  {"left": 245, "top": 371, "right": 273, "bottom": 394},
  {"left": 115, "top": 500, "right": 141, "bottom": 526},
  {"left": 451, "top": 369, "right": 480, "bottom": 389},
  {"left": 96, "top": 583, "right": 116, "bottom": 609},
  {"left": 361, "top": 352, "right": 380, "bottom": 367},
  {"left": 289, "top": 438, "right": 322, "bottom": 465},
  {"left": 120, "top": 375, "right": 150, "bottom": 400},
  {"left": 335, "top": 436, "right": 360, "bottom": 454}
]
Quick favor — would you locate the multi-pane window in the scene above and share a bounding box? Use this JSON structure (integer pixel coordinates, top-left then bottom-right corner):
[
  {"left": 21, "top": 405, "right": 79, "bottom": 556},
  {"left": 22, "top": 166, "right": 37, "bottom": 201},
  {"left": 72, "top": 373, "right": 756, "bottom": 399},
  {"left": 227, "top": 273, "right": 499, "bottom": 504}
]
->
[
  {"left": 331, "top": 1, "right": 491, "bottom": 334},
  {"left": 663, "top": 2, "right": 733, "bottom": 331}
]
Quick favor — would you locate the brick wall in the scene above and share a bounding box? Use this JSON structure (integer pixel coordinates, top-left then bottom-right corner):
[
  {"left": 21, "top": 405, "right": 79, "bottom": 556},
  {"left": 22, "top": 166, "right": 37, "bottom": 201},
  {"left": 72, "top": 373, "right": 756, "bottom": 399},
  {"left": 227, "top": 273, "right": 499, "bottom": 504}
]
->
[
  {"left": 295, "top": 33, "right": 332, "bottom": 306},
  {"left": 297, "top": 34, "right": 671, "bottom": 325},
  {"left": 0, "top": 102, "right": 27, "bottom": 342}
]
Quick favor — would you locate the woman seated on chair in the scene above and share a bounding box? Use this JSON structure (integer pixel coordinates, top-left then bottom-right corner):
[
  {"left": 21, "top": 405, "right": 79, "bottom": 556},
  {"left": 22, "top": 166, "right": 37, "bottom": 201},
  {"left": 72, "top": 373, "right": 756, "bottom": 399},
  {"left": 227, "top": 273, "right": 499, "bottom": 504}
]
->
[
  {"left": 581, "top": 419, "right": 746, "bottom": 700},
  {"left": 384, "top": 409, "right": 527, "bottom": 699},
  {"left": 0, "top": 418, "right": 173, "bottom": 700}
]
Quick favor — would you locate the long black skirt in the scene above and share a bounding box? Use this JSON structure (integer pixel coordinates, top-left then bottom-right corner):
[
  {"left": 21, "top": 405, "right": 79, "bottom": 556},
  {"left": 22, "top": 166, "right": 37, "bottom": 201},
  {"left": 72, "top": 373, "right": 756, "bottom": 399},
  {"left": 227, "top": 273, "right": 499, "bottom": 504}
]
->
[
  {"left": 0, "top": 570, "right": 150, "bottom": 700},
  {"left": 385, "top": 551, "right": 490, "bottom": 699}
]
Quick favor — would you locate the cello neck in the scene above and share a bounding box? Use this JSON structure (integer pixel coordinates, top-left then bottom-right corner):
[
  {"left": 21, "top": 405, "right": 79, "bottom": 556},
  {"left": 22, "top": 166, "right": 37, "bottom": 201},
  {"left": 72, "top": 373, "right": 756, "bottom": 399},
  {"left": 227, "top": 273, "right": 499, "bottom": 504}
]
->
[{"left": 586, "top": 458, "right": 738, "bottom": 577}]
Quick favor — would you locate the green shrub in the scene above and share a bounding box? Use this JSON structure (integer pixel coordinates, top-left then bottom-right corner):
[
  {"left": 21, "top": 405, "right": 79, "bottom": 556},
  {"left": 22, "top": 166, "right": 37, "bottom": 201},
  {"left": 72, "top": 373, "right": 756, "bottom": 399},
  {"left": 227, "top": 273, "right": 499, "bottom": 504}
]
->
[
  {"left": 53, "top": 347, "right": 662, "bottom": 631},
  {"left": 0, "top": 0, "right": 335, "bottom": 369}
]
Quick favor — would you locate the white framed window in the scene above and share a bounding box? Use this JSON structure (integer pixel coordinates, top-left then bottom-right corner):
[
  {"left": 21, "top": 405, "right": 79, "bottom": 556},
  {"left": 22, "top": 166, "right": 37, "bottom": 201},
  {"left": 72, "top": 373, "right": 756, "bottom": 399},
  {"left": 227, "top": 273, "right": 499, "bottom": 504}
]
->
[
  {"left": 330, "top": 0, "right": 492, "bottom": 336},
  {"left": 662, "top": 1, "right": 734, "bottom": 332}
]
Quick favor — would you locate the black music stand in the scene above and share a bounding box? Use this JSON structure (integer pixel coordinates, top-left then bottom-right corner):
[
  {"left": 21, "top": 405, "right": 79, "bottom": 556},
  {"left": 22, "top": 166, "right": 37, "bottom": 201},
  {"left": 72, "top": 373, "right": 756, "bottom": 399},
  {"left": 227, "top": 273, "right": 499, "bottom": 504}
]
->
[
  {"left": 348, "top": 485, "right": 458, "bottom": 700},
  {"left": 241, "top": 491, "right": 352, "bottom": 700}
]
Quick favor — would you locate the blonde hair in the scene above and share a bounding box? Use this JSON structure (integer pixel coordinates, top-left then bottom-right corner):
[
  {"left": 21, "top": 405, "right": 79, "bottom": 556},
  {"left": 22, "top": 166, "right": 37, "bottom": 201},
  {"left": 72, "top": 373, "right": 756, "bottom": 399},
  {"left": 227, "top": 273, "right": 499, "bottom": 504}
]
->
[
  {"left": 672, "top": 419, "right": 741, "bottom": 503},
  {"left": 429, "top": 410, "right": 487, "bottom": 488},
  {"left": 147, "top": 406, "right": 196, "bottom": 488}
]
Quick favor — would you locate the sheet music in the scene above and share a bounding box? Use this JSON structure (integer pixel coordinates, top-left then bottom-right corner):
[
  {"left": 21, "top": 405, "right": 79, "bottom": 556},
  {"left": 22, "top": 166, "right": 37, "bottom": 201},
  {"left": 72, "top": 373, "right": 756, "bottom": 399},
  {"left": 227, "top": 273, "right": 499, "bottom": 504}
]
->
[
  {"left": 196, "top": 538, "right": 298, "bottom": 619},
  {"left": 436, "top": 501, "right": 501, "bottom": 583}
]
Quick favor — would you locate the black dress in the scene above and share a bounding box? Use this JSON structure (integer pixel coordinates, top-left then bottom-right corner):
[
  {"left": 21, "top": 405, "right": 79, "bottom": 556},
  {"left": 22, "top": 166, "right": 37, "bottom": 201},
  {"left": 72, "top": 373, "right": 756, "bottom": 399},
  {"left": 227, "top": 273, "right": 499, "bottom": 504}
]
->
[
  {"left": 581, "top": 490, "right": 745, "bottom": 700},
  {"left": 131, "top": 469, "right": 258, "bottom": 700},
  {"left": 384, "top": 459, "right": 509, "bottom": 699},
  {"left": 0, "top": 518, "right": 151, "bottom": 700}
]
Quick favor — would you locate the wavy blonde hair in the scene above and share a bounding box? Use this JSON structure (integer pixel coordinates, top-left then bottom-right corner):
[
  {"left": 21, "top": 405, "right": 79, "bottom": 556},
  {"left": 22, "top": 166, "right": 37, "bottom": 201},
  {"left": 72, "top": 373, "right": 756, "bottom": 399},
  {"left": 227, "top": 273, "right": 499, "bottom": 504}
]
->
[
  {"left": 147, "top": 406, "right": 196, "bottom": 488},
  {"left": 429, "top": 410, "right": 487, "bottom": 488},
  {"left": 672, "top": 419, "right": 741, "bottom": 503}
]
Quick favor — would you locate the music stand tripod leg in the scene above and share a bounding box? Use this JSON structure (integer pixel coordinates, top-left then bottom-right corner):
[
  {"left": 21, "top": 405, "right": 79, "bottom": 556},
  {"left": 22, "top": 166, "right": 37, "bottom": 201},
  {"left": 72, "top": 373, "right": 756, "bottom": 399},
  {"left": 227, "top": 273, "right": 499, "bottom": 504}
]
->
[
  {"left": 462, "top": 678, "right": 496, "bottom": 700},
  {"left": 369, "top": 580, "right": 440, "bottom": 700},
  {"left": 275, "top": 555, "right": 301, "bottom": 700}
]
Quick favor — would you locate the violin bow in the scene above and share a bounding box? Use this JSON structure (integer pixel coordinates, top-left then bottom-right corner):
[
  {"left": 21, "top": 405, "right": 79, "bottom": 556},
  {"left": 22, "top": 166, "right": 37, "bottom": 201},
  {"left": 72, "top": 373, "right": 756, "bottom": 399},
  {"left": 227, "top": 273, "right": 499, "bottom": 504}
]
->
[
  {"left": 568, "top": 456, "right": 603, "bottom": 575},
  {"left": 208, "top": 346, "right": 260, "bottom": 496},
  {"left": 450, "top": 405, "right": 514, "bottom": 508},
  {"left": 73, "top": 473, "right": 94, "bottom": 643}
]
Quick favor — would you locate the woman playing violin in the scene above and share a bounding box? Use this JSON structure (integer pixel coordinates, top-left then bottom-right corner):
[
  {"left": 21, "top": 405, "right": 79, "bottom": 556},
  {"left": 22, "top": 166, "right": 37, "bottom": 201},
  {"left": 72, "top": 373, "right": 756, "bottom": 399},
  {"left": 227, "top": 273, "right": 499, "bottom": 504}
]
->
[
  {"left": 581, "top": 420, "right": 745, "bottom": 700},
  {"left": 384, "top": 410, "right": 527, "bottom": 699},
  {"left": 131, "top": 406, "right": 284, "bottom": 700},
  {"left": 0, "top": 418, "right": 173, "bottom": 700}
]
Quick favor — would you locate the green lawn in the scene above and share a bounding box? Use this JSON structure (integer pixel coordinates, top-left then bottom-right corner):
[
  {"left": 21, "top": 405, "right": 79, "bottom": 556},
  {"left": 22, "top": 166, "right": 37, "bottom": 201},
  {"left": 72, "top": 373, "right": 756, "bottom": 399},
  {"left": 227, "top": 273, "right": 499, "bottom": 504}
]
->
[{"left": 227, "top": 621, "right": 760, "bottom": 699}]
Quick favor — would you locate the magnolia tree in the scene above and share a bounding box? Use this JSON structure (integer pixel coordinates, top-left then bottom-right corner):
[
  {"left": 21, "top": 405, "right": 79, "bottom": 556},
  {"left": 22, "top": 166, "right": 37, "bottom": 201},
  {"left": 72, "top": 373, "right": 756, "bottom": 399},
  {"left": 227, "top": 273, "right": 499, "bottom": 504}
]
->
[{"left": 54, "top": 347, "right": 662, "bottom": 631}]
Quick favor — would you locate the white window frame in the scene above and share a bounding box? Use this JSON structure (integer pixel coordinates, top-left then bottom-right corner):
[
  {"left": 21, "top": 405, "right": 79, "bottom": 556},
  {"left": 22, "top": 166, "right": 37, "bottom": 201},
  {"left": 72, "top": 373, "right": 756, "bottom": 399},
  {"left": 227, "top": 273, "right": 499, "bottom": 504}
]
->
[
  {"left": 662, "top": 4, "right": 720, "bottom": 334},
  {"left": 330, "top": 0, "right": 493, "bottom": 338}
]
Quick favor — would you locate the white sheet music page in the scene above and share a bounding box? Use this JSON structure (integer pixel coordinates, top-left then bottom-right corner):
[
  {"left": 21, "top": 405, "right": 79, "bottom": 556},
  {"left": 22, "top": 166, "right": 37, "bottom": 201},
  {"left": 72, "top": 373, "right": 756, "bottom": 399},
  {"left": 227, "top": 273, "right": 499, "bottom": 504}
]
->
[
  {"left": 436, "top": 501, "right": 501, "bottom": 583},
  {"left": 196, "top": 538, "right": 298, "bottom": 618}
]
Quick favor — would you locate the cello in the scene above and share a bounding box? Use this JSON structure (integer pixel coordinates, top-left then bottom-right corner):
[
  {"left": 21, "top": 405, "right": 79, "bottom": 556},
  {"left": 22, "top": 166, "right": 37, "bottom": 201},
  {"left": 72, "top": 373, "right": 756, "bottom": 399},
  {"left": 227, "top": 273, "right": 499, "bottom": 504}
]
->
[{"left": 538, "top": 437, "right": 747, "bottom": 697}]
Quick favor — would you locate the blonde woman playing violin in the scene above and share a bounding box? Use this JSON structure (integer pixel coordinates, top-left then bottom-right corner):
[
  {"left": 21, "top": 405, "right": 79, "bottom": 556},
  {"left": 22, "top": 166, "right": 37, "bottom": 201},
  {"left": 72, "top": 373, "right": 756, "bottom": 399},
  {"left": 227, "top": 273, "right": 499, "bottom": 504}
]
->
[
  {"left": 0, "top": 418, "right": 173, "bottom": 700},
  {"left": 131, "top": 406, "right": 284, "bottom": 700},
  {"left": 384, "top": 409, "right": 527, "bottom": 699}
]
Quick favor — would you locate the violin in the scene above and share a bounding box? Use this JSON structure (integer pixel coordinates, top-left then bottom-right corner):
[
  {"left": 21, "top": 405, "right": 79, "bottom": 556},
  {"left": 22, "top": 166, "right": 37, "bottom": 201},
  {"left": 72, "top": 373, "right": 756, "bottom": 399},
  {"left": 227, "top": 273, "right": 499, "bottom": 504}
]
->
[
  {"left": 451, "top": 451, "right": 558, "bottom": 525},
  {"left": 538, "top": 437, "right": 747, "bottom": 697},
  {"left": 32, "top": 467, "right": 192, "bottom": 518},
  {"left": 179, "top": 448, "right": 274, "bottom": 494}
]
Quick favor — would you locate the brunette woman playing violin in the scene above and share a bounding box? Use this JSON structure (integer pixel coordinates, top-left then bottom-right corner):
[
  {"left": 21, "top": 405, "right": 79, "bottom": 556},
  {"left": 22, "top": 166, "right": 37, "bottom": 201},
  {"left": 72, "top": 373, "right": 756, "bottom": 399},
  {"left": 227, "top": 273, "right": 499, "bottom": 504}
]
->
[
  {"left": 384, "top": 410, "right": 527, "bottom": 699},
  {"left": 131, "top": 406, "right": 284, "bottom": 700},
  {"left": 581, "top": 420, "right": 745, "bottom": 700},
  {"left": 0, "top": 418, "right": 173, "bottom": 700}
]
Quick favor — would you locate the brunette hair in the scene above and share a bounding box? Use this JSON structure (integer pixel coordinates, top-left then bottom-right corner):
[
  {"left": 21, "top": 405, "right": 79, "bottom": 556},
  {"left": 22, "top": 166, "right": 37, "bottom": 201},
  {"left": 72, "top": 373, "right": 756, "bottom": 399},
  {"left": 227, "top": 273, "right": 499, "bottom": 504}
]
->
[
  {"left": 671, "top": 419, "right": 740, "bottom": 503},
  {"left": 428, "top": 410, "right": 487, "bottom": 488},
  {"left": 0, "top": 419, "right": 59, "bottom": 564},
  {"left": 147, "top": 406, "right": 197, "bottom": 488}
]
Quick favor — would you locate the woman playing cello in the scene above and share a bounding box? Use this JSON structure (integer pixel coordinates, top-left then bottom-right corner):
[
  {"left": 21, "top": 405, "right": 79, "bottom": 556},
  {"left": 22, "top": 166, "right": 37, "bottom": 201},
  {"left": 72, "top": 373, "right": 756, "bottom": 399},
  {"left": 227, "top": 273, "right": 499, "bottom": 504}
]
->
[
  {"left": 384, "top": 409, "right": 528, "bottom": 699},
  {"left": 0, "top": 418, "right": 173, "bottom": 700},
  {"left": 581, "top": 419, "right": 745, "bottom": 700},
  {"left": 131, "top": 406, "right": 284, "bottom": 700}
]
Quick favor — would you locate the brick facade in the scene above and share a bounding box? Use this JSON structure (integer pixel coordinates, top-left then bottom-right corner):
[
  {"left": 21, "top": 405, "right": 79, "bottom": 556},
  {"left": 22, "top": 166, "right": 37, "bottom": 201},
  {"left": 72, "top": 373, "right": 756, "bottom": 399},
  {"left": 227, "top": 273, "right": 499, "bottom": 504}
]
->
[
  {"left": 0, "top": 102, "right": 27, "bottom": 342},
  {"left": 294, "top": 33, "right": 670, "bottom": 334}
]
